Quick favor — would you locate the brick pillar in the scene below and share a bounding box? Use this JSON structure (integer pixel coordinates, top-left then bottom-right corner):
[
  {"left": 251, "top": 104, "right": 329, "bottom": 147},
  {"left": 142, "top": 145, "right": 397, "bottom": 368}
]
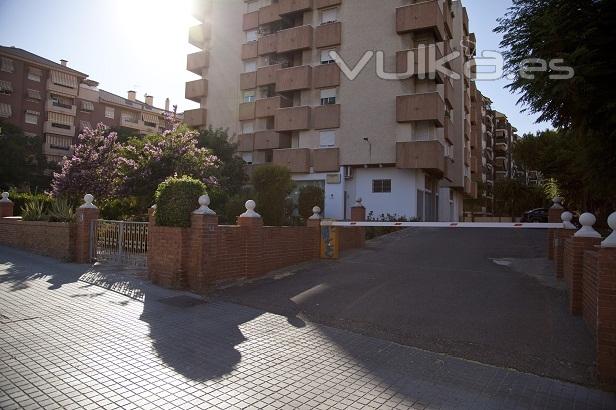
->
[
  {"left": 595, "top": 247, "right": 616, "bottom": 386},
  {"left": 0, "top": 192, "right": 13, "bottom": 217},
  {"left": 547, "top": 198, "right": 564, "bottom": 260},
  {"left": 75, "top": 199, "right": 100, "bottom": 264},
  {"left": 351, "top": 202, "right": 366, "bottom": 222},
  {"left": 555, "top": 229, "right": 575, "bottom": 278},
  {"left": 238, "top": 200, "right": 264, "bottom": 278},
  {"left": 189, "top": 212, "right": 219, "bottom": 292},
  {"left": 564, "top": 235, "right": 602, "bottom": 315}
]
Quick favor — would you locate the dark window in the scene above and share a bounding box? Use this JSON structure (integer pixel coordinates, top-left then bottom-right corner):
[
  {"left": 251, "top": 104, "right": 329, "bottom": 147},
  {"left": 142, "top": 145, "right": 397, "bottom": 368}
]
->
[{"left": 372, "top": 179, "right": 391, "bottom": 193}]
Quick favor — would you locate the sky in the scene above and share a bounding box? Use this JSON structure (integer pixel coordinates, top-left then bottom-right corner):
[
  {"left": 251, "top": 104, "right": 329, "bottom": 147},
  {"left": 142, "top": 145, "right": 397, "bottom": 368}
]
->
[{"left": 0, "top": 0, "right": 552, "bottom": 135}]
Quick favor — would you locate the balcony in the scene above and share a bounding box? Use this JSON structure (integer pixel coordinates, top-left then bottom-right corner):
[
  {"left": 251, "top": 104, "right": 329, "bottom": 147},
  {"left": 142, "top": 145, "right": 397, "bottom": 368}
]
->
[
  {"left": 277, "top": 25, "right": 313, "bottom": 54},
  {"left": 275, "top": 106, "right": 311, "bottom": 131},
  {"left": 315, "top": 0, "right": 341, "bottom": 8},
  {"left": 313, "top": 148, "right": 339, "bottom": 172},
  {"left": 258, "top": 34, "right": 278, "bottom": 56},
  {"left": 312, "top": 104, "right": 340, "bottom": 130},
  {"left": 495, "top": 141, "right": 508, "bottom": 152},
  {"left": 254, "top": 130, "right": 291, "bottom": 150},
  {"left": 241, "top": 42, "right": 258, "bottom": 60},
  {"left": 256, "top": 96, "right": 292, "bottom": 118},
  {"left": 315, "top": 21, "right": 341, "bottom": 48},
  {"left": 46, "top": 100, "right": 76, "bottom": 116},
  {"left": 238, "top": 134, "right": 254, "bottom": 152},
  {"left": 396, "top": 140, "right": 445, "bottom": 176},
  {"left": 462, "top": 7, "right": 469, "bottom": 35},
  {"left": 259, "top": 3, "right": 281, "bottom": 25},
  {"left": 313, "top": 63, "right": 340, "bottom": 89},
  {"left": 444, "top": 78, "right": 454, "bottom": 108},
  {"left": 46, "top": 79, "right": 78, "bottom": 97},
  {"left": 185, "top": 79, "right": 208, "bottom": 102},
  {"left": 188, "top": 23, "right": 211, "bottom": 49},
  {"left": 183, "top": 108, "right": 207, "bottom": 128},
  {"left": 444, "top": 157, "right": 455, "bottom": 182},
  {"left": 243, "top": 11, "right": 259, "bottom": 30},
  {"left": 464, "top": 147, "right": 471, "bottom": 166},
  {"left": 273, "top": 148, "right": 311, "bottom": 173},
  {"left": 471, "top": 157, "right": 480, "bottom": 175},
  {"left": 396, "top": 1, "right": 446, "bottom": 41},
  {"left": 396, "top": 92, "right": 445, "bottom": 126},
  {"left": 464, "top": 118, "right": 471, "bottom": 140},
  {"left": 192, "top": 0, "right": 211, "bottom": 21},
  {"left": 396, "top": 46, "right": 444, "bottom": 83},
  {"left": 257, "top": 64, "right": 282, "bottom": 87},
  {"left": 279, "top": 0, "right": 313, "bottom": 16},
  {"left": 444, "top": 114, "right": 453, "bottom": 144},
  {"left": 495, "top": 156, "right": 507, "bottom": 170},
  {"left": 44, "top": 121, "right": 75, "bottom": 137},
  {"left": 239, "top": 102, "right": 256, "bottom": 121},
  {"left": 442, "top": 0, "right": 453, "bottom": 37},
  {"left": 276, "top": 65, "right": 312, "bottom": 92},
  {"left": 470, "top": 181, "right": 478, "bottom": 199},
  {"left": 240, "top": 72, "right": 257, "bottom": 90},
  {"left": 187, "top": 51, "right": 210, "bottom": 75},
  {"left": 464, "top": 90, "right": 471, "bottom": 113}
]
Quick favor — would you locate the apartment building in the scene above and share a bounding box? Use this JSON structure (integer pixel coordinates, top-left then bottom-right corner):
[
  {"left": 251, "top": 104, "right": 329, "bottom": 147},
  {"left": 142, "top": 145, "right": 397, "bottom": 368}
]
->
[
  {"left": 493, "top": 111, "right": 518, "bottom": 181},
  {"left": 186, "top": 0, "right": 485, "bottom": 221},
  {"left": 0, "top": 46, "right": 176, "bottom": 164}
]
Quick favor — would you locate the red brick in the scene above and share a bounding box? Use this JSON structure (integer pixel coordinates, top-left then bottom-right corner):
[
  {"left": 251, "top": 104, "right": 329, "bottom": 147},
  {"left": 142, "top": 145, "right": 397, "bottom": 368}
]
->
[{"left": 563, "top": 236, "right": 601, "bottom": 315}]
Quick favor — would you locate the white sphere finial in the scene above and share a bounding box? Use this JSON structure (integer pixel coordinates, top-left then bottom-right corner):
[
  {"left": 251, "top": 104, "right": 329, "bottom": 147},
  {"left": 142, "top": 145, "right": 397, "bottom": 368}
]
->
[
  {"left": 575, "top": 212, "right": 601, "bottom": 238},
  {"left": 551, "top": 197, "right": 564, "bottom": 209},
  {"left": 0, "top": 192, "right": 11, "bottom": 203},
  {"left": 193, "top": 194, "right": 216, "bottom": 215},
  {"left": 240, "top": 199, "right": 261, "bottom": 218},
  {"left": 561, "top": 211, "right": 576, "bottom": 230},
  {"left": 79, "top": 193, "right": 97, "bottom": 209},
  {"left": 354, "top": 198, "right": 363, "bottom": 207},
  {"left": 601, "top": 212, "right": 616, "bottom": 248},
  {"left": 309, "top": 206, "right": 322, "bottom": 220}
]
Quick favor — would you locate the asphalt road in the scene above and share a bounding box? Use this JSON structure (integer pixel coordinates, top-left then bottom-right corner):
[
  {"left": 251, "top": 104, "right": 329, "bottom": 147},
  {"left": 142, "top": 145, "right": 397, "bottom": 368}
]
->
[{"left": 216, "top": 227, "right": 597, "bottom": 386}]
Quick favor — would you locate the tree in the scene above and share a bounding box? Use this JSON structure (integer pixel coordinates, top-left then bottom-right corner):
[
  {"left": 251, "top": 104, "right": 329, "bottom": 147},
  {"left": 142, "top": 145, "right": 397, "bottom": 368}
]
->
[
  {"left": 496, "top": 0, "right": 616, "bottom": 211},
  {"left": 118, "top": 124, "right": 219, "bottom": 208},
  {"left": 0, "top": 120, "right": 50, "bottom": 191},
  {"left": 197, "top": 127, "right": 246, "bottom": 198},
  {"left": 252, "top": 165, "right": 294, "bottom": 226},
  {"left": 51, "top": 124, "right": 121, "bottom": 201},
  {"left": 298, "top": 185, "right": 324, "bottom": 220}
]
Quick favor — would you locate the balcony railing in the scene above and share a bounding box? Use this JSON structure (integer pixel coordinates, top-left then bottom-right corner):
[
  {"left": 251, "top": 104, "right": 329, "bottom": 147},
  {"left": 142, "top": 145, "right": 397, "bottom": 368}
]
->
[
  {"left": 46, "top": 99, "right": 77, "bottom": 116},
  {"left": 276, "top": 25, "right": 313, "bottom": 54},
  {"left": 183, "top": 108, "right": 207, "bottom": 128},
  {"left": 315, "top": 21, "right": 341, "bottom": 48},
  {"left": 254, "top": 130, "right": 291, "bottom": 150},
  {"left": 396, "top": 45, "right": 445, "bottom": 83},
  {"left": 273, "top": 148, "right": 311, "bottom": 173},
  {"left": 256, "top": 96, "right": 292, "bottom": 118},
  {"left": 396, "top": 140, "right": 445, "bottom": 176},
  {"left": 44, "top": 121, "right": 75, "bottom": 137},
  {"left": 276, "top": 65, "right": 312, "bottom": 92},
  {"left": 187, "top": 51, "right": 210, "bottom": 75},
  {"left": 313, "top": 63, "right": 340, "bottom": 88},
  {"left": 279, "top": 0, "right": 313, "bottom": 16},
  {"left": 275, "top": 106, "right": 312, "bottom": 131},
  {"left": 257, "top": 64, "right": 282, "bottom": 87},
  {"left": 396, "top": 92, "right": 445, "bottom": 126},
  {"left": 185, "top": 79, "right": 208, "bottom": 102},
  {"left": 312, "top": 104, "right": 340, "bottom": 130},
  {"left": 396, "top": 1, "right": 447, "bottom": 41}
]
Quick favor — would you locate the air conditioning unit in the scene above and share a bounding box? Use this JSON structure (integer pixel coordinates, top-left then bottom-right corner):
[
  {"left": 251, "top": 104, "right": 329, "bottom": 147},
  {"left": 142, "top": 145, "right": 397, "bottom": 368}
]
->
[{"left": 344, "top": 166, "right": 353, "bottom": 180}]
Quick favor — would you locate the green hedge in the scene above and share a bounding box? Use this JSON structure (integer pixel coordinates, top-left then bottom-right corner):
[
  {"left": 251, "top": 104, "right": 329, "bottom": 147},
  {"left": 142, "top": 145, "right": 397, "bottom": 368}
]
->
[
  {"left": 7, "top": 191, "right": 53, "bottom": 216},
  {"left": 155, "top": 176, "right": 206, "bottom": 228},
  {"left": 298, "top": 185, "right": 324, "bottom": 220},
  {"left": 252, "top": 165, "right": 293, "bottom": 226}
]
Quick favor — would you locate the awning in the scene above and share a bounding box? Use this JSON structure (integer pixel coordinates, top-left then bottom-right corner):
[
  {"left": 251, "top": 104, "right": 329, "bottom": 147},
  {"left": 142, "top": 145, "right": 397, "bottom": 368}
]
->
[
  {"left": 27, "top": 89, "right": 42, "bottom": 100},
  {"left": 81, "top": 100, "right": 94, "bottom": 111},
  {"left": 26, "top": 110, "right": 40, "bottom": 116},
  {"left": 50, "top": 70, "right": 78, "bottom": 89},
  {"left": 142, "top": 112, "right": 159, "bottom": 124},
  {"left": 80, "top": 120, "right": 92, "bottom": 130},
  {"left": 0, "top": 103, "right": 11, "bottom": 118},
  {"left": 0, "top": 80, "right": 12, "bottom": 93},
  {"left": 48, "top": 111, "right": 73, "bottom": 126}
]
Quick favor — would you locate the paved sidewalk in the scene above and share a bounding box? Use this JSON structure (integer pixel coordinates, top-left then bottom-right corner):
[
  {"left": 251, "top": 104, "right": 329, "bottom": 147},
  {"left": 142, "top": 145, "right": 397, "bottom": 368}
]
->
[{"left": 1, "top": 246, "right": 615, "bottom": 409}]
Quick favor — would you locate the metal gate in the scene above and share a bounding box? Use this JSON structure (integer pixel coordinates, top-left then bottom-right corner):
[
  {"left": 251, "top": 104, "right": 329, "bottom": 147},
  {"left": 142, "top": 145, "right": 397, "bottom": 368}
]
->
[{"left": 90, "top": 220, "right": 148, "bottom": 267}]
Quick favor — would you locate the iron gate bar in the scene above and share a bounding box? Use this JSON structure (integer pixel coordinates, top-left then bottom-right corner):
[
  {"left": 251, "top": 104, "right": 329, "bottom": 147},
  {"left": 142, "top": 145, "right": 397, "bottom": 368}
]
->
[{"left": 90, "top": 220, "right": 148, "bottom": 267}]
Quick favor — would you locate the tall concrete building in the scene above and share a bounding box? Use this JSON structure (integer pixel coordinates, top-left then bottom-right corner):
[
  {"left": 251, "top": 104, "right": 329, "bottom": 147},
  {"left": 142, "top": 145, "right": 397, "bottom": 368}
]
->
[
  {"left": 186, "top": 0, "right": 486, "bottom": 221},
  {"left": 0, "top": 46, "right": 177, "bottom": 164}
]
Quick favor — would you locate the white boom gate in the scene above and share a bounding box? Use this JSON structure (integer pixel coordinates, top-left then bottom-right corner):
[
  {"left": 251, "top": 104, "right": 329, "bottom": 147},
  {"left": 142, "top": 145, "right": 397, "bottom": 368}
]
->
[
  {"left": 90, "top": 220, "right": 148, "bottom": 267},
  {"left": 319, "top": 220, "right": 564, "bottom": 259}
]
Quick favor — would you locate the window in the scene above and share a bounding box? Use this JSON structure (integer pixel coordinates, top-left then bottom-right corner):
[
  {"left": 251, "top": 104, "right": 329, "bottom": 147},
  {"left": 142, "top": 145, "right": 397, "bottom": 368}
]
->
[
  {"left": 0, "top": 80, "right": 12, "bottom": 95},
  {"left": 372, "top": 179, "right": 392, "bottom": 193},
  {"left": 241, "top": 152, "right": 253, "bottom": 164},
  {"left": 51, "top": 94, "right": 73, "bottom": 109},
  {"left": 0, "top": 103, "right": 12, "bottom": 118},
  {"left": 48, "top": 112, "right": 73, "bottom": 129},
  {"left": 50, "top": 70, "right": 77, "bottom": 89},
  {"left": 121, "top": 111, "right": 138, "bottom": 124},
  {"left": 320, "top": 7, "right": 338, "bottom": 24},
  {"left": 246, "top": 0, "right": 259, "bottom": 13},
  {"left": 24, "top": 110, "right": 40, "bottom": 125},
  {"left": 26, "top": 89, "right": 41, "bottom": 100},
  {"left": 244, "top": 60, "right": 257, "bottom": 73},
  {"left": 243, "top": 90, "right": 256, "bottom": 103},
  {"left": 81, "top": 100, "right": 94, "bottom": 112},
  {"left": 320, "top": 88, "right": 337, "bottom": 105},
  {"left": 1, "top": 57, "right": 14, "bottom": 73},
  {"left": 27, "top": 67, "right": 42, "bottom": 82},
  {"left": 46, "top": 134, "right": 72, "bottom": 150},
  {"left": 246, "top": 29, "right": 258, "bottom": 43},
  {"left": 142, "top": 113, "right": 159, "bottom": 128},
  {"left": 320, "top": 49, "right": 336, "bottom": 65},
  {"left": 319, "top": 130, "right": 336, "bottom": 147},
  {"left": 80, "top": 120, "right": 92, "bottom": 130},
  {"left": 105, "top": 106, "right": 115, "bottom": 119},
  {"left": 242, "top": 121, "right": 254, "bottom": 134}
]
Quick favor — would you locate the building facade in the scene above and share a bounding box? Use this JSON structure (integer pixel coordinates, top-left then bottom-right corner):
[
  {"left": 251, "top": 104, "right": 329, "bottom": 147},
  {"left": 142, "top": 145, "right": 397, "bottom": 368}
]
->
[
  {"left": 0, "top": 46, "right": 176, "bottom": 164},
  {"left": 185, "top": 0, "right": 493, "bottom": 221}
]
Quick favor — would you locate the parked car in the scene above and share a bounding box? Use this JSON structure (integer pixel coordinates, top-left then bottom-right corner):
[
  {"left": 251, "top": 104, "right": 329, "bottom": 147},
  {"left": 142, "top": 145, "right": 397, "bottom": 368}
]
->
[{"left": 521, "top": 208, "right": 548, "bottom": 223}]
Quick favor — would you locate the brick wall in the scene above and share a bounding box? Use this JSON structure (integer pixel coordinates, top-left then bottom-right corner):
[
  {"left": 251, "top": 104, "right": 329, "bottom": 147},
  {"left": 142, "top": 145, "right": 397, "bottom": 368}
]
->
[
  {"left": 147, "top": 214, "right": 321, "bottom": 291},
  {"left": 0, "top": 218, "right": 75, "bottom": 260},
  {"left": 563, "top": 236, "right": 602, "bottom": 314},
  {"left": 555, "top": 229, "right": 575, "bottom": 279},
  {"left": 583, "top": 250, "right": 599, "bottom": 336}
]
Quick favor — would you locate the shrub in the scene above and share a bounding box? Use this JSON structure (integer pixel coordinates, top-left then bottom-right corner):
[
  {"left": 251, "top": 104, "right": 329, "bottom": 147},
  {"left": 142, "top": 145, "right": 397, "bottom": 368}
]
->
[
  {"left": 221, "top": 187, "right": 255, "bottom": 225},
  {"left": 252, "top": 165, "right": 294, "bottom": 226},
  {"left": 155, "top": 176, "right": 206, "bottom": 227},
  {"left": 298, "top": 185, "right": 325, "bottom": 221},
  {"left": 21, "top": 198, "right": 47, "bottom": 221},
  {"left": 100, "top": 197, "right": 146, "bottom": 221},
  {"left": 365, "top": 212, "right": 417, "bottom": 240},
  {"left": 8, "top": 191, "right": 53, "bottom": 216},
  {"left": 47, "top": 198, "right": 76, "bottom": 223}
]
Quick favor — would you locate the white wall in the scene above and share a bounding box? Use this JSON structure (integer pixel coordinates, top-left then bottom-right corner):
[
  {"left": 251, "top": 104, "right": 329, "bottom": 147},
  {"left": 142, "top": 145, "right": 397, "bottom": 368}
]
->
[
  {"left": 292, "top": 168, "right": 346, "bottom": 220},
  {"left": 438, "top": 187, "right": 464, "bottom": 222},
  {"left": 350, "top": 167, "right": 421, "bottom": 220}
]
